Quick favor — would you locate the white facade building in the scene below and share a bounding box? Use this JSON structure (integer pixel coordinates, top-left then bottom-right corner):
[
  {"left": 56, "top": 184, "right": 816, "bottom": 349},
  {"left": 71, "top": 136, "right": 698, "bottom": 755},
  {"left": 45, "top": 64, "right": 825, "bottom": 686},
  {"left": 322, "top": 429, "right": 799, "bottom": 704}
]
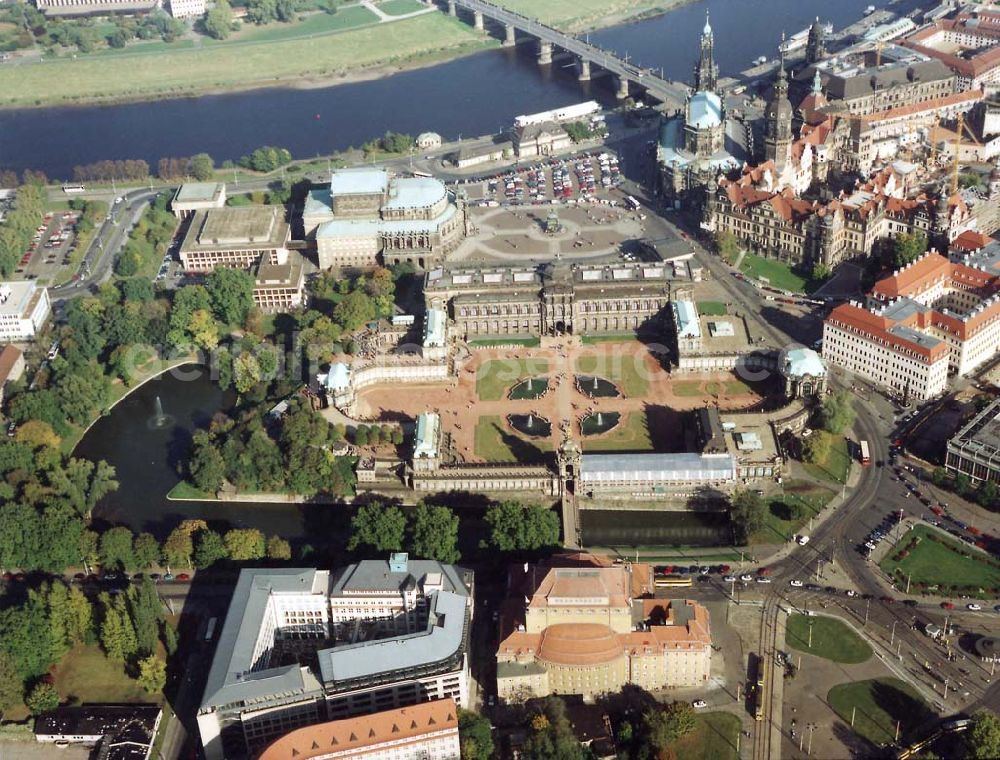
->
[
  {"left": 0, "top": 281, "right": 50, "bottom": 342},
  {"left": 198, "top": 558, "right": 473, "bottom": 760},
  {"left": 169, "top": 0, "right": 204, "bottom": 17}
]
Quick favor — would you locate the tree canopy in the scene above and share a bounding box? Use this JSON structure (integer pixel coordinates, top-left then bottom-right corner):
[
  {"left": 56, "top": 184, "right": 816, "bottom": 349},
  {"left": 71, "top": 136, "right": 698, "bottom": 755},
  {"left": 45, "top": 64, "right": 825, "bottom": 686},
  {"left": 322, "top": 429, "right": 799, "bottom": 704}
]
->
[
  {"left": 483, "top": 502, "right": 560, "bottom": 552},
  {"left": 819, "top": 390, "right": 855, "bottom": 435},
  {"left": 348, "top": 503, "right": 407, "bottom": 553},
  {"left": 730, "top": 489, "right": 766, "bottom": 544},
  {"left": 409, "top": 504, "right": 461, "bottom": 564}
]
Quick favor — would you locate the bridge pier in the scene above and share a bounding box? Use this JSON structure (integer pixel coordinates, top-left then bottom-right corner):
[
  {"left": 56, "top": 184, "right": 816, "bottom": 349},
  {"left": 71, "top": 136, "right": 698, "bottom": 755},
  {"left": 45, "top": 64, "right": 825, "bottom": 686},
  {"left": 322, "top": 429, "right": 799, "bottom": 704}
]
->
[
  {"left": 577, "top": 58, "right": 591, "bottom": 81},
  {"left": 537, "top": 40, "right": 552, "bottom": 65},
  {"left": 503, "top": 23, "right": 515, "bottom": 47},
  {"left": 616, "top": 76, "right": 629, "bottom": 100},
  {"left": 447, "top": 0, "right": 455, "bottom": 16},
  {"left": 473, "top": 10, "right": 483, "bottom": 30}
]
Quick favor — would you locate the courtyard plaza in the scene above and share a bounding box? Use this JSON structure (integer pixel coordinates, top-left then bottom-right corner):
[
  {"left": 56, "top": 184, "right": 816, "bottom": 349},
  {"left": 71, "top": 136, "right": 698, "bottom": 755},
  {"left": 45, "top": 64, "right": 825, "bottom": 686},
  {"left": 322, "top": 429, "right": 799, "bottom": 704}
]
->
[
  {"left": 449, "top": 203, "right": 646, "bottom": 264},
  {"left": 351, "top": 339, "right": 770, "bottom": 463}
]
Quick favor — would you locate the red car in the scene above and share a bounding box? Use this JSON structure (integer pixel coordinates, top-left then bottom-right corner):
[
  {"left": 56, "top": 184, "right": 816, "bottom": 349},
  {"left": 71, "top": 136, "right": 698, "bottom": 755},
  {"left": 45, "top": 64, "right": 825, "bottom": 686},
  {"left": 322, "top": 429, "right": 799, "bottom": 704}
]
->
[
  {"left": 931, "top": 506, "right": 943, "bottom": 516},
  {"left": 757, "top": 567, "right": 769, "bottom": 576},
  {"left": 940, "top": 601, "right": 954, "bottom": 610},
  {"left": 176, "top": 573, "right": 190, "bottom": 581}
]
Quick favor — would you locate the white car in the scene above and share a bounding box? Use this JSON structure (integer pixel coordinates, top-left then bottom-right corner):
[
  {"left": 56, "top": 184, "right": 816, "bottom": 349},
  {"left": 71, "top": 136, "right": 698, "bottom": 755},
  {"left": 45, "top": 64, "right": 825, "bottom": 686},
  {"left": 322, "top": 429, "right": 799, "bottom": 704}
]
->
[
  {"left": 845, "top": 589, "right": 857, "bottom": 597},
  {"left": 740, "top": 574, "right": 753, "bottom": 582},
  {"left": 723, "top": 575, "right": 737, "bottom": 583},
  {"left": 789, "top": 580, "right": 804, "bottom": 587},
  {"left": 967, "top": 603, "right": 982, "bottom": 611},
  {"left": 692, "top": 700, "right": 707, "bottom": 709},
  {"left": 755, "top": 577, "right": 772, "bottom": 584},
  {"left": 796, "top": 535, "right": 810, "bottom": 546}
]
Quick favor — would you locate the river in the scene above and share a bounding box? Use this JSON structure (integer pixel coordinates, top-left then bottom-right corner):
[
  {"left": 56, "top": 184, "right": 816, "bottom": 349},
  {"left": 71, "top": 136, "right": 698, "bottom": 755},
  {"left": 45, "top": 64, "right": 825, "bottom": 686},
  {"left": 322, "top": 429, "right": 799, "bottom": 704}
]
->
[{"left": 0, "top": 0, "right": 897, "bottom": 179}]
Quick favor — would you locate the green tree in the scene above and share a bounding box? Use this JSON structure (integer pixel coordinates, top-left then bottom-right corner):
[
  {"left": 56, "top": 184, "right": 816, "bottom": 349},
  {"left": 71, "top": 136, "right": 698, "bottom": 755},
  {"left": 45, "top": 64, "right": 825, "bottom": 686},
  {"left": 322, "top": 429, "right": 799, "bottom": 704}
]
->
[
  {"left": 188, "top": 153, "right": 214, "bottom": 181},
  {"left": 333, "top": 290, "right": 377, "bottom": 332},
  {"left": 730, "top": 489, "right": 766, "bottom": 544},
  {"left": 163, "top": 526, "right": 194, "bottom": 569},
  {"left": 714, "top": 230, "right": 741, "bottom": 264},
  {"left": 347, "top": 503, "right": 407, "bottom": 553},
  {"left": 819, "top": 391, "right": 855, "bottom": 435},
  {"left": 189, "top": 431, "right": 226, "bottom": 492},
  {"left": 931, "top": 467, "right": 948, "bottom": 487},
  {"left": 643, "top": 701, "right": 697, "bottom": 752},
  {"left": 202, "top": 0, "right": 233, "bottom": 39},
  {"left": 458, "top": 709, "right": 494, "bottom": 760},
  {"left": 978, "top": 480, "right": 999, "bottom": 510},
  {"left": 0, "top": 652, "right": 22, "bottom": 716},
  {"left": 67, "top": 586, "right": 94, "bottom": 645},
  {"left": 266, "top": 535, "right": 292, "bottom": 561},
  {"left": 521, "top": 697, "right": 588, "bottom": 760},
  {"left": 25, "top": 682, "right": 59, "bottom": 716},
  {"left": 99, "top": 527, "right": 137, "bottom": 573},
  {"left": 137, "top": 655, "right": 167, "bottom": 694},
  {"left": 811, "top": 262, "right": 831, "bottom": 281},
  {"left": 224, "top": 528, "right": 266, "bottom": 561},
  {"left": 232, "top": 352, "right": 262, "bottom": 395},
  {"left": 968, "top": 710, "right": 1000, "bottom": 759},
  {"left": 206, "top": 267, "right": 255, "bottom": 326},
  {"left": 99, "top": 594, "right": 137, "bottom": 663},
  {"left": 14, "top": 420, "right": 61, "bottom": 450},
  {"left": 410, "top": 504, "right": 460, "bottom": 564},
  {"left": 129, "top": 579, "right": 163, "bottom": 656},
  {"left": 133, "top": 533, "right": 161, "bottom": 569},
  {"left": 0, "top": 591, "right": 56, "bottom": 679},
  {"left": 892, "top": 230, "right": 929, "bottom": 269},
  {"left": 193, "top": 529, "right": 228, "bottom": 569},
  {"left": 802, "top": 430, "right": 832, "bottom": 464},
  {"left": 483, "top": 502, "right": 560, "bottom": 552}
]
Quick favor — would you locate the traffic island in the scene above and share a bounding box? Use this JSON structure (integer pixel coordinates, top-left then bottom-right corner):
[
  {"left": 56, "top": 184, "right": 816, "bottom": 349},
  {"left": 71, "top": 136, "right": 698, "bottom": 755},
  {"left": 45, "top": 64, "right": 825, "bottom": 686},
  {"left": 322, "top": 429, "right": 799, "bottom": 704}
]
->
[
  {"left": 827, "top": 677, "right": 932, "bottom": 747},
  {"left": 786, "top": 614, "right": 872, "bottom": 664}
]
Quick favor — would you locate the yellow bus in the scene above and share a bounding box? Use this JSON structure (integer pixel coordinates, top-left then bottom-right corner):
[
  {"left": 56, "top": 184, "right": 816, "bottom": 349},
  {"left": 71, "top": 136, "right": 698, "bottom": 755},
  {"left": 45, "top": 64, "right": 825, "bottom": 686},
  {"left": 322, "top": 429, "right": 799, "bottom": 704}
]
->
[{"left": 654, "top": 575, "right": 693, "bottom": 588}]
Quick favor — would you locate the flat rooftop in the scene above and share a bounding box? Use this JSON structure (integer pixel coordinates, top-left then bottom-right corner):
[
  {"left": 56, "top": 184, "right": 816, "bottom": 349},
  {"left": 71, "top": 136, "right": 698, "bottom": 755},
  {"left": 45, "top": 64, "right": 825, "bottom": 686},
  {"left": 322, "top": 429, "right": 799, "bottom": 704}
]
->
[
  {"left": 330, "top": 168, "right": 389, "bottom": 197},
  {"left": 255, "top": 261, "right": 302, "bottom": 287},
  {"left": 174, "top": 182, "right": 225, "bottom": 204},
  {"left": 183, "top": 206, "right": 288, "bottom": 250},
  {"left": 0, "top": 280, "right": 41, "bottom": 317},
  {"left": 695, "top": 314, "right": 752, "bottom": 354}
]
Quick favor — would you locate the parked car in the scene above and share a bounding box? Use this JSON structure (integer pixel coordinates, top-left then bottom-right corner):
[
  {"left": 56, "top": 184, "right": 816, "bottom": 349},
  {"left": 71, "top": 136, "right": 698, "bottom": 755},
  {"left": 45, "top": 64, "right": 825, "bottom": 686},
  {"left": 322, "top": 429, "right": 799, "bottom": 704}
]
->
[
  {"left": 967, "top": 603, "right": 982, "bottom": 611},
  {"left": 789, "top": 580, "right": 804, "bottom": 587},
  {"left": 692, "top": 700, "right": 707, "bottom": 709},
  {"left": 941, "top": 601, "right": 954, "bottom": 610}
]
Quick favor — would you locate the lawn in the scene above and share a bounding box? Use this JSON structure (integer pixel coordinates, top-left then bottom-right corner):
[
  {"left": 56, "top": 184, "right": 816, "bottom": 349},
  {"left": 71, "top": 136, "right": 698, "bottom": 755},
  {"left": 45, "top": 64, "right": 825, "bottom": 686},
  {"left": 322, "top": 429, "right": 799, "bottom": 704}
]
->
[
  {"left": 0, "top": 13, "right": 486, "bottom": 107},
  {"left": 378, "top": 0, "right": 426, "bottom": 15},
  {"left": 468, "top": 337, "right": 540, "bottom": 348},
  {"left": 582, "top": 411, "right": 652, "bottom": 452},
  {"left": 672, "top": 380, "right": 704, "bottom": 397},
  {"left": 474, "top": 415, "right": 550, "bottom": 463},
  {"left": 740, "top": 253, "right": 810, "bottom": 293},
  {"left": 828, "top": 678, "right": 931, "bottom": 746},
  {"left": 576, "top": 353, "right": 649, "bottom": 397},
  {"left": 662, "top": 712, "right": 741, "bottom": 760},
  {"left": 167, "top": 480, "right": 215, "bottom": 500},
  {"left": 581, "top": 333, "right": 638, "bottom": 345},
  {"left": 786, "top": 614, "right": 872, "bottom": 664},
  {"left": 476, "top": 358, "right": 549, "bottom": 401},
  {"left": 880, "top": 524, "right": 1000, "bottom": 593},
  {"left": 724, "top": 379, "right": 752, "bottom": 395},
  {"left": 236, "top": 5, "right": 379, "bottom": 42},
  {"left": 53, "top": 643, "right": 155, "bottom": 704},
  {"left": 697, "top": 301, "right": 728, "bottom": 316},
  {"left": 803, "top": 434, "right": 851, "bottom": 485},
  {"left": 492, "top": 0, "right": 676, "bottom": 30},
  {"left": 752, "top": 481, "right": 834, "bottom": 544}
]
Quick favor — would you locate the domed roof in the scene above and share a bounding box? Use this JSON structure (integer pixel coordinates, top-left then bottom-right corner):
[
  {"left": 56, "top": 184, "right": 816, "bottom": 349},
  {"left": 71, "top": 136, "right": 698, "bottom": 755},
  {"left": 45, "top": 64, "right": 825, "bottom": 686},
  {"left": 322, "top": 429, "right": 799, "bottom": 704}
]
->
[
  {"left": 537, "top": 624, "right": 623, "bottom": 666},
  {"left": 688, "top": 91, "right": 723, "bottom": 129}
]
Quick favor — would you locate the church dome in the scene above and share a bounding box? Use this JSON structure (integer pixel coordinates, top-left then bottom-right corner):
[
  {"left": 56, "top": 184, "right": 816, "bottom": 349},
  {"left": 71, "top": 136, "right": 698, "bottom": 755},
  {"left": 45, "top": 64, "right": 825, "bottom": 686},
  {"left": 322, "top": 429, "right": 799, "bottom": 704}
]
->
[{"left": 688, "top": 91, "right": 723, "bottom": 129}]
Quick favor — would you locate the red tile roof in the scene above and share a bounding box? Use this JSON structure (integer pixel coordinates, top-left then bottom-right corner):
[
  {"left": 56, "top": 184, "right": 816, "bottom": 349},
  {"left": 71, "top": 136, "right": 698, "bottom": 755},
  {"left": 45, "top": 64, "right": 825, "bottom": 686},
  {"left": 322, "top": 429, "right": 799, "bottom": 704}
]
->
[
  {"left": 258, "top": 699, "right": 458, "bottom": 760},
  {"left": 826, "top": 303, "right": 949, "bottom": 362}
]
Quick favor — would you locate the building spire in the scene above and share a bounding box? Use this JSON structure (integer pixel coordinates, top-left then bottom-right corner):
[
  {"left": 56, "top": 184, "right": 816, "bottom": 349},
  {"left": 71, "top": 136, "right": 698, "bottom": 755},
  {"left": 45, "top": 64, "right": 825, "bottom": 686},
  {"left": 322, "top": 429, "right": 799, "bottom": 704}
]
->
[
  {"left": 812, "top": 68, "right": 822, "bottom": 94},
  {"left": 703, "top": 10, "right": 712, "bottom": 36}
]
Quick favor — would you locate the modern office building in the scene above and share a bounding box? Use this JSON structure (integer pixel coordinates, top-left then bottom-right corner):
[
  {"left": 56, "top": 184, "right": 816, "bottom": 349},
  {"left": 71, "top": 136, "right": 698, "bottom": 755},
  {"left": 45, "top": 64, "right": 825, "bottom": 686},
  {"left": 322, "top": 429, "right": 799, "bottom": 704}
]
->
[
  {"left": 197, "top": 557, "right": 473, "bottom": 760},
  {"left": 253, "top": 261, "right": 305, "bottom": 314},
  {"left": 168, "top": 0, "right": 204, "bottom": 17},
  {"left": 171, "top": 182, "right": 226, "bottom": 218},
  {"left": 0, "top": 281, "right": 50, "bottom": 342},
  {"left": 34, "top": 0, "right": 158, "bottom": 15},
  {"left": 946, "top": 398, "right": 1000, "bottom": 484},
  {"left": 496, "top": 554, "right": 711, "bottom": 702},
  {"left": 179, "top": 206, "right": 289, "bottom": 273},
  {"left": 258, "top": 699, "right": 461, "bottom": 760},
  {"left": 304, "top": 169, "right": 466, "bottom": 270}
]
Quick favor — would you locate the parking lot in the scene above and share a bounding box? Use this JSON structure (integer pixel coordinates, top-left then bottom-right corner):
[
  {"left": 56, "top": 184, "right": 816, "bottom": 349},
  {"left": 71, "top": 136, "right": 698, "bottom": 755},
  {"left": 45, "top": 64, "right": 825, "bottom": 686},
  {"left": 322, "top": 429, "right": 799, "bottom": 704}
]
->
[
  {"left": 469, "top": 152, "right": 625, "bottom": 208},
  {"left": 17, "top": 210, "right": 84, "bottom": 283}
]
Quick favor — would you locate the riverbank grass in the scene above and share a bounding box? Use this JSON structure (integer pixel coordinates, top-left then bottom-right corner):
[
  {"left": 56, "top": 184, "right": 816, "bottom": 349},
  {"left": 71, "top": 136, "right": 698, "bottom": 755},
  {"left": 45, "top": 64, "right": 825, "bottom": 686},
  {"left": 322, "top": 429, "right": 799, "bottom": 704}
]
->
[
  {"left": 167, "top": 481, "right": 215, "bottom": 500},
  {"left": 0, "top": 13, "right": 487, "bottom": 108},
  {"left": 827, "top": 678, "right": 931, "bottom": 746},
  {"left": 786, "top": 614, "right": 872, "bottom": 663}
]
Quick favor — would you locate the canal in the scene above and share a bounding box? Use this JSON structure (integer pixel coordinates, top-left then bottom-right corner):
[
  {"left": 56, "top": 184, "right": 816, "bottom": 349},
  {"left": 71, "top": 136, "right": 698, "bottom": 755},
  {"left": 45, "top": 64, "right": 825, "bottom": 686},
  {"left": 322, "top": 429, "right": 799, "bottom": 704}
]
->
[{"left": 0, "top": 0, "right": 895, "bottom": 178}]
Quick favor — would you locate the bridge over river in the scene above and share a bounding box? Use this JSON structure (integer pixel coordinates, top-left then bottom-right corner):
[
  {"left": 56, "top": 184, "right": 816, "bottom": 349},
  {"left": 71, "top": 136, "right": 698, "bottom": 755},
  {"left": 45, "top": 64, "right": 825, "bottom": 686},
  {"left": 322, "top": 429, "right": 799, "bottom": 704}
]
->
[{"left": 431, "top": 0, "right": 691, "bottom": 108}]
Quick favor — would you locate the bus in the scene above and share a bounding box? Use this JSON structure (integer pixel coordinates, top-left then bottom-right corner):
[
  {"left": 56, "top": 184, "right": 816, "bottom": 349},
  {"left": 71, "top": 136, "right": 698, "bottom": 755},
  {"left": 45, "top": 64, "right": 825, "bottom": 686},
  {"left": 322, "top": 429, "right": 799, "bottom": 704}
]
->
[
  {"left": 61, "top": 184, "right": 86, "bottom": 194},
  {"left": 624, "top": 195, "right": 641, "bottom": 211},
  {"left": 859, "top": 440, "right": 871, "bottom": 466},
  {"left": 411, "top": 170, "right": 433, "bottom": 178},
  {"left": 654, "top": 575, "right": 693, "bottom": 588}
]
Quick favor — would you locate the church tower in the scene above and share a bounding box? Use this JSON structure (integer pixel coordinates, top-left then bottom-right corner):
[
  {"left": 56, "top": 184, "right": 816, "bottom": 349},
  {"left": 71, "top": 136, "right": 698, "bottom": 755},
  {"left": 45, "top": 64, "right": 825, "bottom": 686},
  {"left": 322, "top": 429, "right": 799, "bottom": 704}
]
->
[
  {"left": 764, "top": 43, "right": 794, "bottom": 171},
  {"left": 694, "top": 11, "right": 718, "bottom": 93},
  {"left": 806, "top": 17, "right": 826, "bottom": 65}
]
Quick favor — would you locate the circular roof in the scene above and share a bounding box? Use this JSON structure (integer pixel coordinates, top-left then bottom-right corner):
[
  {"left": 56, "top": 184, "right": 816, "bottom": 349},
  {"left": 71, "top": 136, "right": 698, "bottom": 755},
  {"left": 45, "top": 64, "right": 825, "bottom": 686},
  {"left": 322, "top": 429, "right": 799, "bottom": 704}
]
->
[{"left": 537, "top": 623, "right": 623, "bottom": 667}]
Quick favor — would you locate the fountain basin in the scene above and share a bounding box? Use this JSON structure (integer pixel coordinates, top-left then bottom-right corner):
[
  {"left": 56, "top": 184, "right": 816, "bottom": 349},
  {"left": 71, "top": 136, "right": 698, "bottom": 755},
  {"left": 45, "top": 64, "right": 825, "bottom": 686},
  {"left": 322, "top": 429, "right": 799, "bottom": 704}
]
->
[
  {"left": 581, "top": 411, "right": 621, "bottom": 436},
  {"left": 507, "top": 413, "right": 551, "bottom": 438},
  {"left": 575, "top": 375, "right": 621, "bottom": 398},
  {"left": 509, "top": 376, "right": 549, "bottom": 400}
]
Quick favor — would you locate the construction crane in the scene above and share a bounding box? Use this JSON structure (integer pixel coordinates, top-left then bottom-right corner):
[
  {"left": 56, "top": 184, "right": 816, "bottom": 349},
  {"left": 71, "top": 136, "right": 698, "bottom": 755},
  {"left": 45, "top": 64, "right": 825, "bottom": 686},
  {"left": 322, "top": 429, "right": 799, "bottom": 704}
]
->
[
  {"left": 950, "top": 111, "right": 983, "bottom": 196},
  {"left": 875, "top": 39, "right": 885, "bottom": 67},
  {"left": 929, "top": 114, "right": 940, "bottom": 166}
]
